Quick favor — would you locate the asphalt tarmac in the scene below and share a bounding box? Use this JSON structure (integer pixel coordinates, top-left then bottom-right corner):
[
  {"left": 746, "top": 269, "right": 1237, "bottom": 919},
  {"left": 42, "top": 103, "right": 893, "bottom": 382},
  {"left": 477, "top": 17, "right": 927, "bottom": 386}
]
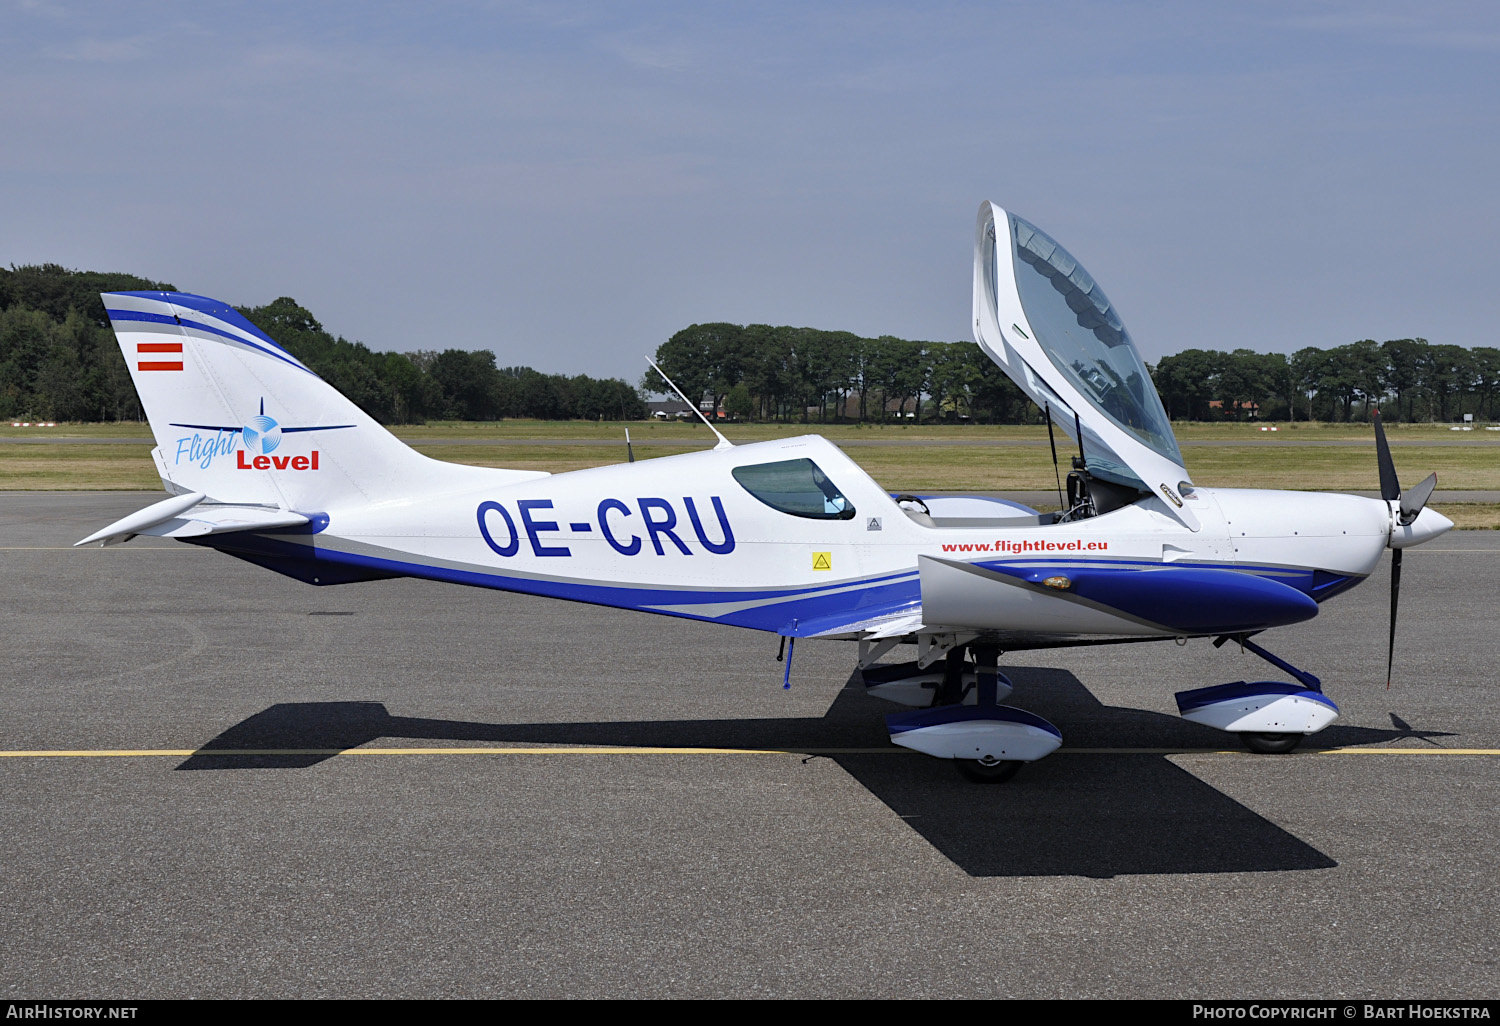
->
[{"left": 2, "top": 492, "right": 1498, "bottom": 999}]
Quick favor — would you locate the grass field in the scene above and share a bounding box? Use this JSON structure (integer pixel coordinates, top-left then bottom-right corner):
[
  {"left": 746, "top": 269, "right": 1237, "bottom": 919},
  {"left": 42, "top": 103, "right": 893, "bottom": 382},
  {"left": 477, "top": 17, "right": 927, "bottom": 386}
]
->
[
  {"left": 4, "top": 418, "right": 1500, "bottom": 443},
  {"left": 6, "top": 440, "right": 1497, "bottom": 491},
  {"left": 2, "top": 419, "right": 1496, "bottom": 526},
  {"left": 1435, "top": 503, "right": 1500, "bottom": 530}
]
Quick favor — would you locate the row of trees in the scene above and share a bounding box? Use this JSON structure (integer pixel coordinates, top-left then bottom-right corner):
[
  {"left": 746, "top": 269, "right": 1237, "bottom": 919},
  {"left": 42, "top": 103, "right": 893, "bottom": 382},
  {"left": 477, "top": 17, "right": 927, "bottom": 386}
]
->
[
  {"left": 0, "top": 266, "right": 172, "bottom": 423},
  {"left": 5, "top": 264, "right": 1497, "bottom": 425},
  {"left": 1154, "top": 341, "right": 1500, "bottom": 423},
  {"left": 239, "top": 297, "right": 645, "bottom": 423},
  {"left": 658, "top": 324, "right": 1500, "bottom": 424},
  {"left": 649, "top": 324, "right": 1033, "bottom": 424},
  {"left": 0, "top": 265, "right": 644, "bottom": 423}
]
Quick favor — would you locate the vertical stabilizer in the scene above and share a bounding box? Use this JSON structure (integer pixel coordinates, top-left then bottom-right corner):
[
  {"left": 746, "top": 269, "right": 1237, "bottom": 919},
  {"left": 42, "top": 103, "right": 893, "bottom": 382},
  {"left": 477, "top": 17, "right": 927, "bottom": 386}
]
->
[{"left": 105, "top": 290, "right": 541, "bottom": 509}]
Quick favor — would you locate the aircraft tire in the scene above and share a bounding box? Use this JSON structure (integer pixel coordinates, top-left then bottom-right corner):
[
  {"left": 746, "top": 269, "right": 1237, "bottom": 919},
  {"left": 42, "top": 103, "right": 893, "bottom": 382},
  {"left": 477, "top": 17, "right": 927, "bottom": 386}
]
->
[
  {"left": 1239, "top": 732, "right": 1303, "bottom": 754},
  {"left": 956, "top": 758, "right": 1022, "bottom": 783}
]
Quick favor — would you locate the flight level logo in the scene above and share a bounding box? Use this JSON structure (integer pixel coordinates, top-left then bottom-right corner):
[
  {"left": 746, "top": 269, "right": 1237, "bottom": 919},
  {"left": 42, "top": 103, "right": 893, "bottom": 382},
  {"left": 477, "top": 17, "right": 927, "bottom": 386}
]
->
[
  {"left": 169, "top": 399, "right": 354, "bottom": 471},
  {"left": 241, "top": 414, "right": 282, "bottom": 455}
]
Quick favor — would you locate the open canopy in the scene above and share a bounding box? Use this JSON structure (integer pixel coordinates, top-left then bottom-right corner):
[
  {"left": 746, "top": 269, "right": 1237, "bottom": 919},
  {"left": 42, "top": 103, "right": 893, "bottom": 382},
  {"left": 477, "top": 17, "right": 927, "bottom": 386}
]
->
[{"left": 972, "top": 202, "right": 1197, "bottom": 528}]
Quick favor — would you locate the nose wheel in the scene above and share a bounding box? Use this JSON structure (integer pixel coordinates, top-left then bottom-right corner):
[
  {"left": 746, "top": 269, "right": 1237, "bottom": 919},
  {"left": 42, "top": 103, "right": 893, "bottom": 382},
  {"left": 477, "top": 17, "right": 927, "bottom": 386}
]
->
[
  {"left": 1239, "top": 732, "right": 1304, "bottom": 754},
  {"left": 956, "top": 757, "right": 1023, "bottom": 783}
]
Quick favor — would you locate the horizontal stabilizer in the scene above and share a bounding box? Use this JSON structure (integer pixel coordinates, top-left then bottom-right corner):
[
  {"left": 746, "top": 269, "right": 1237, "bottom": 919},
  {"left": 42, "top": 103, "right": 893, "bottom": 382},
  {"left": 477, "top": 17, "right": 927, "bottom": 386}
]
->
[
  {"left": 145, "top": 505, "right": 310, "bottom": 539},
  {"left": 76, "top": 493, "right": 309, "bottom": 547}
]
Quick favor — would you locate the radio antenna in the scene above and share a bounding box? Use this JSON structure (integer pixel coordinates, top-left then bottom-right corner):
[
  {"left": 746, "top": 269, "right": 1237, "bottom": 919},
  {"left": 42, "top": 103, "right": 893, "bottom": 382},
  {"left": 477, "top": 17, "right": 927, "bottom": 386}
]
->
[{"left": 645, "top": 356, "right": 732, "bottom": 451}]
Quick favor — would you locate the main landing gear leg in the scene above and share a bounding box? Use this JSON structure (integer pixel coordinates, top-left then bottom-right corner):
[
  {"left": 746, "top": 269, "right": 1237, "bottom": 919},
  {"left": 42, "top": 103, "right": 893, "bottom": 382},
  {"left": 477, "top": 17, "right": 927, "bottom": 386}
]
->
[{"left": 934, "top": 647, "right": 969, "bottom": 707}]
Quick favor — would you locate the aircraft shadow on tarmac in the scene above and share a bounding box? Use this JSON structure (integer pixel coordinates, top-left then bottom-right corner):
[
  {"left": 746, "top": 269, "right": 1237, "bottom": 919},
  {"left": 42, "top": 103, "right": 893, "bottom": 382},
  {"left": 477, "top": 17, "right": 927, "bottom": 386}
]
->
[{"left": 177, "top": 666, "right": 1445, "bottom": 879}]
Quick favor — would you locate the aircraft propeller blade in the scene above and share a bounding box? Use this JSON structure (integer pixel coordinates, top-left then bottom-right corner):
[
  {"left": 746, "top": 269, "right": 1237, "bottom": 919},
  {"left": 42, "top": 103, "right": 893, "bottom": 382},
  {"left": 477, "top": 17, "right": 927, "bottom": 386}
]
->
[
  {"left": 1374, "top": 409, "right": 1401, "bottom": 501},
  {"left": 1372, "top": 409, "right": 1437, "bottom": 690},
  {"left": 1400, "top": 472, "right": 1437, "bottom": 526},
  {"left": 1386, "top": 547, "right": 1402, "bottom": 691},
  {"left": 1375, "top": 407, "right": 1403, "bottom": 690}
]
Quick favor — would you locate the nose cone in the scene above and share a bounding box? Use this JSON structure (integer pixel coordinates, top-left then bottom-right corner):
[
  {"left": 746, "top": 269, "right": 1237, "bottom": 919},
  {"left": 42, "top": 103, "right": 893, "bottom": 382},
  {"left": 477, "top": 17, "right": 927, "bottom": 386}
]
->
[{"left": 1391, "top": 505, "right": 1454, "bottom": 549}]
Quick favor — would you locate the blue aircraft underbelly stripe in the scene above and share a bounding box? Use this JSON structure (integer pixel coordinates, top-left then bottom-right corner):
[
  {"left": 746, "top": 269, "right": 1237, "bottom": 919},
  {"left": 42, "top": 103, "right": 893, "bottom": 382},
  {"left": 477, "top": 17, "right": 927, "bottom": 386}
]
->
[
  {"left": 199, "top": 533, "right": 921, "bottom": 633},
  {"left": 322, "top": 548, "right": 919, "bottom": 632},
  {"left": 198, "top": 532, "right": 1363, "bottom": 631}
]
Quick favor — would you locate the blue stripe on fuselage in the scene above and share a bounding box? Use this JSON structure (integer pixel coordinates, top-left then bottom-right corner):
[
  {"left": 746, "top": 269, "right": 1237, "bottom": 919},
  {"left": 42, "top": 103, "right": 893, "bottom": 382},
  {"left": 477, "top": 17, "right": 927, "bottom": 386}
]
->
[
  {"left": 193, "top": 532, "right": 922, "bottom": 633},
  {"left": 193, "top": 533, "right": 1364, "bottom": 634}
]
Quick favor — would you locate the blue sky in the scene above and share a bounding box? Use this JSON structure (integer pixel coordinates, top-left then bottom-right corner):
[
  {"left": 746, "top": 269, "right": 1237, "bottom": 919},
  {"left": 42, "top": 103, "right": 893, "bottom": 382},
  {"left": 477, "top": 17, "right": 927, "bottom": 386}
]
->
[{"left": 3, "top": 1, "right": 1497, "bottom": 379}]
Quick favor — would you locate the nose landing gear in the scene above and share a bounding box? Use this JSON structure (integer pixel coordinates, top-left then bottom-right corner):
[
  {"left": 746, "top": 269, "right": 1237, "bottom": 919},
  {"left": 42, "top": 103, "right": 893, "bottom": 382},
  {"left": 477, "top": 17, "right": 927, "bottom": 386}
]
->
[
  {"left": 1176, "top": 638, "right": 1337, "bottom": 754},
  {"left": 1239, "top": 732, "right": 1305, "bottom": 755},
  {"left": 957, "top": 755, "right": 1024, "bottom": 783}
]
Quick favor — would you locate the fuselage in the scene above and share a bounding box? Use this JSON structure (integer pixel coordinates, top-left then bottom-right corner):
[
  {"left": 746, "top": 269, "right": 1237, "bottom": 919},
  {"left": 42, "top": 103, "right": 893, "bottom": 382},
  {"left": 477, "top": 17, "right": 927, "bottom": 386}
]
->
[{"left": 205, "top": 434, "right": 1418, "bottom": 641}]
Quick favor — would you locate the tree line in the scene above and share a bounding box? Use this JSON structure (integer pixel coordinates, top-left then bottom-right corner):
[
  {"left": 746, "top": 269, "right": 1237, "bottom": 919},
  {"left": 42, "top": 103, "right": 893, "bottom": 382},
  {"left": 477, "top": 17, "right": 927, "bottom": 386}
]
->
[
  {"left": 0, "top": 264, "right": 645, "bottom": 423},
  {"left": 1153, "top": 341, "right": 1500, "bottom": 423},
  {"left": 5, "top": 263, "right": 1497, "bottom": 425},
  {"left": 647, "top": 324, "right": 1034, "bottom": 424},
  {"left": 652, "top": 324, "right": 1500, "bottom": 424},
  {"left": 238, "top": 297, "right": 645, "bottom": 423}
]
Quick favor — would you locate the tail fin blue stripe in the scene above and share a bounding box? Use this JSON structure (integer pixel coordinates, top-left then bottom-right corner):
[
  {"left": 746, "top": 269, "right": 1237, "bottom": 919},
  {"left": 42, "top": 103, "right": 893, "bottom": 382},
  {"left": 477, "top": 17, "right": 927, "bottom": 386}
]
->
[
  {"left": 107, "top": 291, "right": 288, "bottom": 352},
  {"left": 106, "top": 308, "right": 315, "bottom": 376}
]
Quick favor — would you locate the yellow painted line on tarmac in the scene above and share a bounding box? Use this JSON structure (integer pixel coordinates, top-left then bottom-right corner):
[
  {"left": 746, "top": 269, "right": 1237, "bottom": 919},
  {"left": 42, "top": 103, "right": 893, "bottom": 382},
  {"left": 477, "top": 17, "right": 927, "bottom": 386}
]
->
[
  {"left": 1, "top": 745, "right": 1499, "bottom": 759},
  {"left": 1315, "top": 747, "right": 1500, "bottom": 755}
]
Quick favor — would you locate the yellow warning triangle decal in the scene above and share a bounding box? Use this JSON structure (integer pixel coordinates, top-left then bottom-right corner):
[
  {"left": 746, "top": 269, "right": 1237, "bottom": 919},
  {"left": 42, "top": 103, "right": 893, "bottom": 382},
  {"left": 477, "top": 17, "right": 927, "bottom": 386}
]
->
[{"left": 812, "top": 552, "right": 832, "bottom": 571}]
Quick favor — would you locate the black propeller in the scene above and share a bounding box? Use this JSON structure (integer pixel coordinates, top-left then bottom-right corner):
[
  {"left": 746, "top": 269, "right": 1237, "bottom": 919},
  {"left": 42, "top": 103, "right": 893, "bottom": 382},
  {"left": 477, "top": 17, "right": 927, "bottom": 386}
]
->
[{"left": 1373, "top": 410, "right": 1437, "bottom": 690}]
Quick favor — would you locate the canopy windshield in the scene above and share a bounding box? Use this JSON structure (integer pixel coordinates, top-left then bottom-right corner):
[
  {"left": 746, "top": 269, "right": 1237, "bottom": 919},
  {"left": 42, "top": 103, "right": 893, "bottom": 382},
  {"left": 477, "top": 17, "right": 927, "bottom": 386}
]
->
[{"left": 1007, "top": 214, "right": 1182, "bottom": 468}]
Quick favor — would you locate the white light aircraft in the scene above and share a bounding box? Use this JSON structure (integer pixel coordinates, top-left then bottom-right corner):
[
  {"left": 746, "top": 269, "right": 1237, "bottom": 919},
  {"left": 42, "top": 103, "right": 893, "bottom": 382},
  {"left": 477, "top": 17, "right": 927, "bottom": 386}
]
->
[{"left": 81, "top": 203, "right": 1453, "bottom": 781}]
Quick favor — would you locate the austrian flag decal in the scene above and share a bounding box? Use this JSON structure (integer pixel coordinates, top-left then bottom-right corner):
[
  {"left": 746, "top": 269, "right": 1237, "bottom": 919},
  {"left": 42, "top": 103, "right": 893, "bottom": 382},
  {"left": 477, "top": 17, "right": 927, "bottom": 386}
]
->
[{"left": 136, "top": 341, "right": 183, "bottom": 371}]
